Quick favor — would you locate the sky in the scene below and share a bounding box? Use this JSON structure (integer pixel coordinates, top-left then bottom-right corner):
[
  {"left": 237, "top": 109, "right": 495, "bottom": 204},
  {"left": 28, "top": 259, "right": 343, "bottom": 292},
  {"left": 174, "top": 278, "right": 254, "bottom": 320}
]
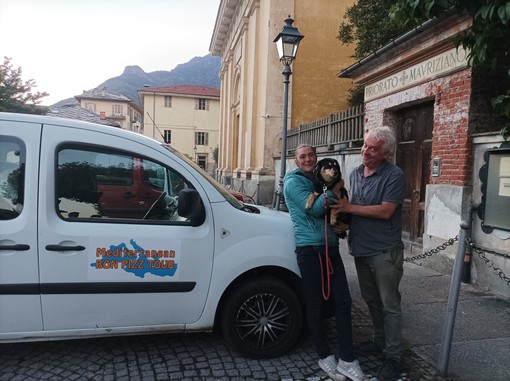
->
[{"left": 0, "top": 0, "right": 221, "bottom": 105}]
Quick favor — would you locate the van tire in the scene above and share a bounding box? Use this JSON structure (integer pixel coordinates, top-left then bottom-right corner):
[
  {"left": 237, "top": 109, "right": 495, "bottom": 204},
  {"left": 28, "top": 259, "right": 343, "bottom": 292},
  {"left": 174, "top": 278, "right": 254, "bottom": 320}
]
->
[{"left": 220, "top": 275, "right": 303, "bottom": 358}]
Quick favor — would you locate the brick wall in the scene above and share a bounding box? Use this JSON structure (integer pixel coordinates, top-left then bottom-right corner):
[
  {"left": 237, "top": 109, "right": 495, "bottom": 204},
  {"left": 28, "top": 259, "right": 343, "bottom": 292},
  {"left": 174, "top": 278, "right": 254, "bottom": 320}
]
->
[
  {"left": 432, "top": 70, "right": 472, "bottom": 186},
  {"left": 365, "top": 68, "right": 473, "bottom": 186}
]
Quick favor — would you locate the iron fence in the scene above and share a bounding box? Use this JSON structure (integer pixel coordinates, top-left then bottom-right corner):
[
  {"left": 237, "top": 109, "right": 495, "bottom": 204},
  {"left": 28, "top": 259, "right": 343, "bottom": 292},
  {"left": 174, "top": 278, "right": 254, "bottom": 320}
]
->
[{"left": 287, "top": 104, "right": 365, "bottom": 152}]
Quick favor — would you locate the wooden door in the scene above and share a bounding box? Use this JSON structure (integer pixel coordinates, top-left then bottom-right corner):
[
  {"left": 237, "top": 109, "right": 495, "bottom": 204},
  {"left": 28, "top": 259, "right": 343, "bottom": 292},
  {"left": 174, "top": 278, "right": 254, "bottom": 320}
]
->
[{"left": 396, "top": 102, "right": 434, "bottom": 242}]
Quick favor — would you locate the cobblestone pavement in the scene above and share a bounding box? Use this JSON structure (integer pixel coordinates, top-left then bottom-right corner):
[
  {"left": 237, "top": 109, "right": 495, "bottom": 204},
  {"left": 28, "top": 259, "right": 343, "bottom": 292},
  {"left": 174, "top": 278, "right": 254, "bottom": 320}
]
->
[{"left": 0, "top": 299, "right": 456, "bottom": 381}]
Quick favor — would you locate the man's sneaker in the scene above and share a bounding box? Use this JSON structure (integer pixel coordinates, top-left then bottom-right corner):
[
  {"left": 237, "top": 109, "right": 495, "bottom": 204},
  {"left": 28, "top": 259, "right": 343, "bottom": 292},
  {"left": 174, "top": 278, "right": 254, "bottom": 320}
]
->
[
  {"left": 318, "top": 355, "right": 347, "bottom": 381},
  {"left": 336, "top": 358, "right": 367, "bottom": 381},
  {"left": 353, "top": 340, "right": 384, "bottom": 354},
  {"left": 378, "top": 358, "right": 402, "bottom": 381}
]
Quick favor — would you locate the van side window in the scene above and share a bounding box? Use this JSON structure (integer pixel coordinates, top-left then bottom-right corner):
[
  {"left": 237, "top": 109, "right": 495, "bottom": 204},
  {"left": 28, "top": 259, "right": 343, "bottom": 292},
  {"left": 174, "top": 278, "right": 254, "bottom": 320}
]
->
[
  {"left": 56, "top": 146, "right": 190, "bottom": 223},
  {"left": 0, "top": 137, "right": 25, "bottom": 220}
]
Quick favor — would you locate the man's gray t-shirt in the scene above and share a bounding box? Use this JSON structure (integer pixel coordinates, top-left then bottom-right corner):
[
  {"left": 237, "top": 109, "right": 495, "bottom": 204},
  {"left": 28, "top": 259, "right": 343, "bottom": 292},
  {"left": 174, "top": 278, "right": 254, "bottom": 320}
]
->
[{"left": 348, "top": 161, "right": 406, "bottom": 257}]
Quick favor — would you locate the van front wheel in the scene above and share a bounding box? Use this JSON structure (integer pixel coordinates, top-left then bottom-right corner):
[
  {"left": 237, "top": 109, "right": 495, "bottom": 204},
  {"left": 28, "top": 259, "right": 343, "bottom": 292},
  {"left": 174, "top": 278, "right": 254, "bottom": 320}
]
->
[{"left": 221, "top": 276, "right": 303, "bottom": 358}]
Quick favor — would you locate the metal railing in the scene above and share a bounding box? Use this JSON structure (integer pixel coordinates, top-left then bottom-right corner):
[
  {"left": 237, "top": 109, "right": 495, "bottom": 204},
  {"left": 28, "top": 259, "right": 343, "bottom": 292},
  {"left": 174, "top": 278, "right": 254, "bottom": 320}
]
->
[{"left": 287, "top": 104, "right": 365, "bottom": 152}]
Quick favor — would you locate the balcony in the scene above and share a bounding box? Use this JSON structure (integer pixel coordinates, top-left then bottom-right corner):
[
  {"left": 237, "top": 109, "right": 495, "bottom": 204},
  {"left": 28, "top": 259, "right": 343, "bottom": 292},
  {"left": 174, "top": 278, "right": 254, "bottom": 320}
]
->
[{"left": 107, "top": 114, "right": 126, "bottom": 120}]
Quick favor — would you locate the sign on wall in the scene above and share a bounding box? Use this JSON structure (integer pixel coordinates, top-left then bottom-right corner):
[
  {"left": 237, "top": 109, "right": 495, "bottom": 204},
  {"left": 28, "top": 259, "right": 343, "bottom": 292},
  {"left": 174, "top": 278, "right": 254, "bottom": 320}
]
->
[{"left": 364, "top": 46, "right": 469, "bottom": 101}]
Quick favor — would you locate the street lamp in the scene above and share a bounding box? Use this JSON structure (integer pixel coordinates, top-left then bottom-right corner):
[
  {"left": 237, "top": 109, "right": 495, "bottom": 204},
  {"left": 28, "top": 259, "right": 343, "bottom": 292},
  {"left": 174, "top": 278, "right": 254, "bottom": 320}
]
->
[
  {"left": 273, "top": 16, "right": 304, "bottom": 211},
  {"left": 193, "top": 145, "right": 197, "bottom": 163}
]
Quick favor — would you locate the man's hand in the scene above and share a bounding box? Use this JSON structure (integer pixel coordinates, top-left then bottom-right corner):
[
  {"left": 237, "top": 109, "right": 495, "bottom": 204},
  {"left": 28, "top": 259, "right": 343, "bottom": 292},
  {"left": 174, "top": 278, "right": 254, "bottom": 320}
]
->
[
  {"left": 333, "top": 222, "right": 349, "bottom": 236},
  {"left": 331, "top": 195, "right": 351, "bottom": 213}
]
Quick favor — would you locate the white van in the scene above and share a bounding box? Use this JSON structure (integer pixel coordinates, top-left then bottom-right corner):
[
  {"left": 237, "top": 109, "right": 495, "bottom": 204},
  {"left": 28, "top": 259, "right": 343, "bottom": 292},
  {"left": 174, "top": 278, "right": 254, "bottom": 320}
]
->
[{"left": 0, "top": 112, "right": 303, "bottom": 358}]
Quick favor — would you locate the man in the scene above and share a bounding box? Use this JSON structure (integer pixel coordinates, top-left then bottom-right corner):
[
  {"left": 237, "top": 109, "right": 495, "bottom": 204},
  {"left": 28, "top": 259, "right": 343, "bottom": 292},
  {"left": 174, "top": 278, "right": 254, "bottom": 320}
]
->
[
  {"left": 284, "top": 144, "right": 367, "bottom": 381},
  {"left": 332, "top": 126, "right": 406, "bottom": 381}
]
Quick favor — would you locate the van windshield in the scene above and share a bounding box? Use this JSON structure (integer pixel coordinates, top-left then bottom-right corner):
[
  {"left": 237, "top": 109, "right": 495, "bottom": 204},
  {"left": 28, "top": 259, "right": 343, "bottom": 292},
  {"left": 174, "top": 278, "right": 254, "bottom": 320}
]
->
[{"left": 162, "top": 144, "right": 244, "bottom": 209}]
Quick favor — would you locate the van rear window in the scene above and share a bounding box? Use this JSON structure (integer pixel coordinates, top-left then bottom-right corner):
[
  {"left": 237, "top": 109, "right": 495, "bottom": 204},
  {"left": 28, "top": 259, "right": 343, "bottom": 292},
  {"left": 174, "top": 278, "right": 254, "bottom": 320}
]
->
[{"left": 0, "top": 136, "right": 25, "bottom": 220}]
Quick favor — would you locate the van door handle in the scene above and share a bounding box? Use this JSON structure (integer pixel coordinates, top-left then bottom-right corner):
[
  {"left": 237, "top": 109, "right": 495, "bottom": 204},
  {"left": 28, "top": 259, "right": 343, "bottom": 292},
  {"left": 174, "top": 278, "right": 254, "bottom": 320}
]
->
[
  {"left": 122, "top": 192, "right": 135, "bottom": 199},
  {"left": 45, "top": 244, "right": 86, "bottom": 252},
  {"left": 0, "top": 244, "right": 30, "bottom": 251}
]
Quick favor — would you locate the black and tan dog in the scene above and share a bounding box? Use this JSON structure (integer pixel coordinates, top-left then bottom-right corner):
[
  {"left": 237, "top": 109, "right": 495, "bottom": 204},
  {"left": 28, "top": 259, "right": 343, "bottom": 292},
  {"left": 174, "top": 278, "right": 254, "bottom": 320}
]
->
[{"left": 305, "top": 158, "right": 351, "bottom": 229}]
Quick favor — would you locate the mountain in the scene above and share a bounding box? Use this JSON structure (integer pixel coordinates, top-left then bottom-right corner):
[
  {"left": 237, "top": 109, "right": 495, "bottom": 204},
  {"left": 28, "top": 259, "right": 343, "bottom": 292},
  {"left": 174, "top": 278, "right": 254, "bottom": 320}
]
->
[{"left": 53, "top": 54, "right": 221, "bottom": 107}]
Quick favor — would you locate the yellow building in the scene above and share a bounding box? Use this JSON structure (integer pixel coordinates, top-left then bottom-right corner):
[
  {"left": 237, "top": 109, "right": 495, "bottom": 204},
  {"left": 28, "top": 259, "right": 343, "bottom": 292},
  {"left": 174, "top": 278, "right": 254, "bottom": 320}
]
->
[
  {"left": 209, "top": 0, "right": 356, "bottom": 205},
  {"left": 138, "top": 85, "right": 220, "bottom": 172},
  {"left": 75, "top": 89, "right": 142, "bottom": 132}
]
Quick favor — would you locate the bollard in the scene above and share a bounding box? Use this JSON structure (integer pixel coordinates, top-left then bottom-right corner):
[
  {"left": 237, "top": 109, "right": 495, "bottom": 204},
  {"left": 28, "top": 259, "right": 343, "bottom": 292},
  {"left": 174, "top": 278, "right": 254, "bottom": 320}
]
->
[{"left": 437, "top": 206, "right": 476, "bottom": 377}]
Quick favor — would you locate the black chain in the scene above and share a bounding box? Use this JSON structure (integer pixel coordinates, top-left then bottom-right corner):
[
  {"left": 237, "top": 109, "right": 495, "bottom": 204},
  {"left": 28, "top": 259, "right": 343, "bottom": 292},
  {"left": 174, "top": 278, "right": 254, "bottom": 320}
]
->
[
  {"left": 404, "top": 236, "right": 458, "bottom": 263},
  {"left": 404, "top": 235, "right": 510, "bottom": 288},
  {"left": 469, "top": 239, "right": 510, "bottom": 288}
]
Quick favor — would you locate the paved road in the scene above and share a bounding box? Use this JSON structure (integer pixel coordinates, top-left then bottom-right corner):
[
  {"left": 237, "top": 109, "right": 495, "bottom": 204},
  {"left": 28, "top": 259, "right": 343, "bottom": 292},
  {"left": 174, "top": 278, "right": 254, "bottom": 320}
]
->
[
  {"left": 0, "top": 305, "right": 444, "bottom": 381},
  {"left": 0, "top": 327, "right": 332, "bottom": 381}
]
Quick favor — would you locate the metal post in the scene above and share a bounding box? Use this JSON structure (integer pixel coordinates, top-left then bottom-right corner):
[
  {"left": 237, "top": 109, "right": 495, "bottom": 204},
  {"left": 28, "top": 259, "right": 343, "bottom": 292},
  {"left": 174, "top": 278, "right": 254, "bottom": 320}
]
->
[
  {"left": 437, "top": 206, "right": 476, "bottom": 376},
  {"left": 274, "top": 64, "right": 292, "bottom": 211}
]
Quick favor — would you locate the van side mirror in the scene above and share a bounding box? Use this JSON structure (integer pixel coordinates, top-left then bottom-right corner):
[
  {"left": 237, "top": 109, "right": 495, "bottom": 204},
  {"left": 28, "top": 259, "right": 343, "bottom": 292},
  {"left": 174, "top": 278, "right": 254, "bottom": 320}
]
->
[{"left": 178, "top": 188, "right": 205, "bottom": 226}]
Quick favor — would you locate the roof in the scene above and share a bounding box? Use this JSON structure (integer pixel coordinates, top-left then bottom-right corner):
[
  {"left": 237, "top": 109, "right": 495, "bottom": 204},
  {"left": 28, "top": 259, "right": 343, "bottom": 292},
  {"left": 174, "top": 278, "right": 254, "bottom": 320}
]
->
[
  {"left": 337, "top": 11, "right": 471, "bottom": 81},
  {"left": 75, "top": 88, "right": 142, "bottom": 113},
  {"left": 75, "top": 89, "right": 133, "bottom": 102},
  {"left": 138, "top": 84, "right": 220, "bottom": 98},
  {"left": 209, "top": 0, "right": 237, "bottom": 56},
  {"left": 47, "top": 104, "right": 121, "bottom": 127}
]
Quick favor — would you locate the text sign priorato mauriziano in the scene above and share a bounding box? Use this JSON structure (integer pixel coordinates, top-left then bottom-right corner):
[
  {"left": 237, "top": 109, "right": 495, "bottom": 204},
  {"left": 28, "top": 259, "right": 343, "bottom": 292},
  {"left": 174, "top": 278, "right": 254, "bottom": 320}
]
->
[{"left": 364, "top": 46, "right": 468, "bottom": 102}]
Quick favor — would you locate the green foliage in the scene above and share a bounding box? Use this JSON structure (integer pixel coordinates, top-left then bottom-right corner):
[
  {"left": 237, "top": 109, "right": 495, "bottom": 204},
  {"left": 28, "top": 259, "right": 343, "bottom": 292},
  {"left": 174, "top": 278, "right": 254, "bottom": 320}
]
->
[
  {"left": 212, "top": 146, "right": 219, "bottom": 165},
  {"left": 492, "top": 91, "right": 510, "bottom": 119},
  {"left": 338, "top": 0, "right": 419, "bottom": 60},
  {"left": 391, "top": 0, "right": 510, "bottom": 68},
  {"left": 337, "top": 0, "right": 420, "bottom": 106},
  {"left": 347, "top": 85, "right": 365, "bottom": 108},
  {"left": 493, "top": 91, "right": 510, "bottom": 140},
  {"left": 0, "top": 56, "right": 49, "bottom": 115},
  {"left": 390, "top": 0, "right": 510, "bottom": 138}
]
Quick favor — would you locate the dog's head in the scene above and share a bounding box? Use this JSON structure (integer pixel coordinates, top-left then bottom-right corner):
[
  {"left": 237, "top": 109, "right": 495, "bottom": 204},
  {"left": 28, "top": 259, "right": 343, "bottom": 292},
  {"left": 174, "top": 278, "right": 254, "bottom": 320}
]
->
[{"left": 314, "top": 158, "right": 342, "bottom": 187}]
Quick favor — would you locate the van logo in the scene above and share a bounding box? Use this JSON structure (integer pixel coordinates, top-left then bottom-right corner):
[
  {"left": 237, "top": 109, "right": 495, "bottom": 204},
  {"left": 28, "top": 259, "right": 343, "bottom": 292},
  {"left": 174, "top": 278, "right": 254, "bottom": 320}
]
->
[{"left": 91, "top": 239, "right": 178, "bottom": 279}]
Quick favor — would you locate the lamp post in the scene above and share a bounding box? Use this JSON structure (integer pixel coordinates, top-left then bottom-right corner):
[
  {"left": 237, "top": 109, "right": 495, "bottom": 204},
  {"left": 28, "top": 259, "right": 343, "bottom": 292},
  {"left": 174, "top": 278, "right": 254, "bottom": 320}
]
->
[
  {"left": 273, "top": 16, "right": 304, "bottom": 211},
  {"left": 193, "top": 145, "right": 197, "bottom": 163}
]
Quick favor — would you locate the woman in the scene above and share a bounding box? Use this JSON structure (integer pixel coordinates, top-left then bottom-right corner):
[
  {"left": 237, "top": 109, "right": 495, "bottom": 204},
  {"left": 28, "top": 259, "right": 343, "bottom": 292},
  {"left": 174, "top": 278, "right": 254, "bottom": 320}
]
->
[{"left": 283, "top": 144, "right": 367, "bottom": 381}]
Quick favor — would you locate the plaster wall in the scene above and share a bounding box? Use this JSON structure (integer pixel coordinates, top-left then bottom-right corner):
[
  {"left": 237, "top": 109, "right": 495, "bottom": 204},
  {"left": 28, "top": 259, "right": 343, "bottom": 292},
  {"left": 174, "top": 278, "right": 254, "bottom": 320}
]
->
[
  {"left": 291, "top": 0, "right": 356, "bottom": 127},
  {"left": 141, "top": 93, "right": 220, "bottom": 171},
  {"left": 78, "top": 99, "right": 141, "bottom": 131}
]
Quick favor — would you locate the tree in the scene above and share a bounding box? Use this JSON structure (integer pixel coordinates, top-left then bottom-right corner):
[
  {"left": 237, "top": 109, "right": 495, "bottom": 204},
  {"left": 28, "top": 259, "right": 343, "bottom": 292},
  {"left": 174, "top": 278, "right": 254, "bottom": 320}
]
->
[
  {"left": 337, "top": 0, "right": 419, "bottom": 106},
  {"left": 212, "top": 146, "right": 219, "bottom": 165},
  {"left": 390, "top": 0, "right": 510, "bottom": 139},
  {"left": 0, "top": 56, "right": 49, "bottom": 115},
  {"left": 338, "top": 0, "right": 417, "bottom": 60}
]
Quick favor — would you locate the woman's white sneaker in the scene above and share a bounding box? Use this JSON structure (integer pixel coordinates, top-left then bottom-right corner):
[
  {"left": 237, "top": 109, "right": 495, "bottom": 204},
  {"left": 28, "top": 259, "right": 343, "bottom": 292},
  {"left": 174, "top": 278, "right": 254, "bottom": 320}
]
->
[
  {"left": 318, "top": 355, "right": 347, "bottom": 381},
  {"left": 336, "top": 358, "right": 367, "bottom": 381}
]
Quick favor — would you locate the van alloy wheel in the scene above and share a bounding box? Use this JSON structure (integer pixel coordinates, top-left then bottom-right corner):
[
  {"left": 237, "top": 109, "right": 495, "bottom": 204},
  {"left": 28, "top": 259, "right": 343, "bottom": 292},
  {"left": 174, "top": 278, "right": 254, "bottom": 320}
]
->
[{"left": 221, "top": 275, "right": 303, "bottom": 358}]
